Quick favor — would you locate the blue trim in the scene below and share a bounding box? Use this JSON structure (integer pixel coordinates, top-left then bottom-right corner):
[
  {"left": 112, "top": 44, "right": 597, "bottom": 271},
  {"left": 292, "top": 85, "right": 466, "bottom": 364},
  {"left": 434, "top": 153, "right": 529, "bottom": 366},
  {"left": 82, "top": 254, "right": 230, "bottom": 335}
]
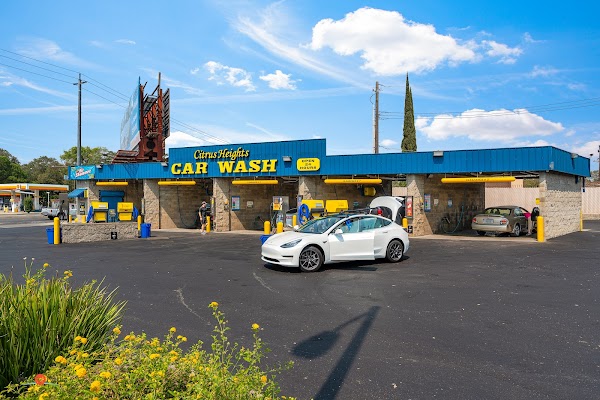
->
[{"left": 68, "top": 188, "right": 86, "bottom": 198}]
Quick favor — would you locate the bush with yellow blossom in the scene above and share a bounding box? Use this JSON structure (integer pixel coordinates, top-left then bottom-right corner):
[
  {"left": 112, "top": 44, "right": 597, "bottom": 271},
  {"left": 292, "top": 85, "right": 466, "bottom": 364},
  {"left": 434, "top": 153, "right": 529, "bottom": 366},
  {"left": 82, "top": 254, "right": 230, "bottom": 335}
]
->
[
  {"left": 0, "top": 260, "right": 126, "bottom": 391},
  {"left": 0, "top": 302, "right": 295, "bottom": 399}
]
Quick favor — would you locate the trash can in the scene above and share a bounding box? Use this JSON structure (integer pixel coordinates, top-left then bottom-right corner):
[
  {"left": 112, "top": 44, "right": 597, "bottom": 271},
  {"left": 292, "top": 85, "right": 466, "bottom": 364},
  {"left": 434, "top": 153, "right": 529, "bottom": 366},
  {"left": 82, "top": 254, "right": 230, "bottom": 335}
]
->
[
  {"left": 46, "top": 228, "right": 61, "bottom": 244},
  {"left": 140, "top": 223, "right": 151, "bottom": 238},
  {"left": 260, "top": 234, "right": 272, "bottom": 244}
]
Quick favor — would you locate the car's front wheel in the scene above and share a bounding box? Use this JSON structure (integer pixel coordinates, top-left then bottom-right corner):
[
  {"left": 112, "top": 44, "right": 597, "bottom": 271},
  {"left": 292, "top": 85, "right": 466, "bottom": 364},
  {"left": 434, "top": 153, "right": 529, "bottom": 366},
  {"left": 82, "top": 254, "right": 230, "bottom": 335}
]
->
[
  {"left": 477, "top": 231, "right": 486, "bottom": 236},
  {"left": 299, "top": 246, "right": 323, "bottom": 272},
  {"left": 386, "top": 239, "right": 404, "bottom": 262},
  {"left": 511, "top": 223, "right": 521, "bottom": 237}
]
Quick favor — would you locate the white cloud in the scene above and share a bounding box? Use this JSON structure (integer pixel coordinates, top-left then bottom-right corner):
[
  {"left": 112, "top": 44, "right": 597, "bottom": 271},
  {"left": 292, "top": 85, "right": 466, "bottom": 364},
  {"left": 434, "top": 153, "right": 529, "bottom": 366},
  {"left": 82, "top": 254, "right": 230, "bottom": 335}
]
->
[
  {"left": 190, "top": 67, "right": 200, "bottom": 75},
  {"left": 309, "top": 7, "right": 477, "bottom": 75},
  {"left": 482, "top": 40, "right": 523, "bottom": 64},
  {"left": 165, "top": 131, "right": 209, "bottom": 151},
  {"left": 529, "top": 65, "right": 559, "bottom": 77},
  {"left": 203, "top": 61, "right": 256, "bottom": 92},
  {"left": 567, "top": 83, "right": 586, "bottom": 91},
  {"left": 115, "top": 39, "right": 136, "bottom": 45},
  {"left": 571, "top": 140, "right": 600, "bottom": 159},
  {"left": 380, "top": 139, "right": 398, "bottom": 147},
  {"left": 418, "top": 109, "right": 564, "bottom": 142},
  {"left": 523, "top": 32, "right": 543, "bottom": 43},
  {"left": 259, "top": 70, "right": 298, "bottom": 90},
  {"left": 17, "top": 38, "right": 93, "bottom": 68},
  {"left": 234, "top": 5, "right": 369, "bottom": 89},
  {"left": 0, "top": 69, "right": 75, "bottom": 100}
]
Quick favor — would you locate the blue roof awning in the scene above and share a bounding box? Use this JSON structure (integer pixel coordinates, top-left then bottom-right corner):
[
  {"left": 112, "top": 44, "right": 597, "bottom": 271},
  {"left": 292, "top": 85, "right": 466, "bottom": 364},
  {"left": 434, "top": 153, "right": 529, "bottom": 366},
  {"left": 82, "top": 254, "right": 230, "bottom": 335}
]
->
[{"left": 68, "top": 188, "right": 86, "bottom": 198}]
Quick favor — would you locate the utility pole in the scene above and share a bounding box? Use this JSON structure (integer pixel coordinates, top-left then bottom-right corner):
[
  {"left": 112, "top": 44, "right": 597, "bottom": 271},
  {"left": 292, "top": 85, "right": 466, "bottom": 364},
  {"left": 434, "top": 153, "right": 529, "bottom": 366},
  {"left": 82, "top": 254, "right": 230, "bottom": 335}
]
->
[
  {"left": 73, "top": 73, "right": 86, "bottom": 220},
  {"left": 373, "top": 81, "right": 379, "bottom": 154},
  {"left": 74, "top": 73, "right": 87, "bottom": 166}
]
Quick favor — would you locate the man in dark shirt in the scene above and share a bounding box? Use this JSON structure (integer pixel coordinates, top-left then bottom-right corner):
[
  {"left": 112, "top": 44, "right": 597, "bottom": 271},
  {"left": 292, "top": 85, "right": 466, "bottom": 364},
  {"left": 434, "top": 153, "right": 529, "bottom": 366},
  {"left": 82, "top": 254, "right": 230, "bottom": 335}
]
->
[{"left": 199, "top": 201, "right": 208, "bottom": 234}]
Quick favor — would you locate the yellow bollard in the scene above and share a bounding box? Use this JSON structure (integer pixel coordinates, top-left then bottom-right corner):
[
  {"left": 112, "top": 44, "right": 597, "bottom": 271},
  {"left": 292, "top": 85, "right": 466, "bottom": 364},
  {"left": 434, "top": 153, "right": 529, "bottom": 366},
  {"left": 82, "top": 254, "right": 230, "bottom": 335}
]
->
[
  {"left": 292, "top": 214, "right": 297, "bottom": 227},
  {"left": 536, "top": 216, "right": 545, "bottom": 242},
  {"left": 402, "top": 217, "right": 408, "bottom": 229},
  {"left": 68, "top": 215, "right": 72, "bottom": 223},
  {"left": 53, "top": 217, "right": 60, "bottom": 245},
  {"left": 81, "top": 214, "right": 86, "bottom": 223},
  {"left": 264, "top": 220, "right": 271, "bottom": 234},
  {"left": 206, "top": 216, "right": 211, "bottom": 233},
  {"left": 137, "top": 215, "right": 142, "bottom": 232},
  {"left": 277, "top": 221, "right": 283, "bottom": 233}
]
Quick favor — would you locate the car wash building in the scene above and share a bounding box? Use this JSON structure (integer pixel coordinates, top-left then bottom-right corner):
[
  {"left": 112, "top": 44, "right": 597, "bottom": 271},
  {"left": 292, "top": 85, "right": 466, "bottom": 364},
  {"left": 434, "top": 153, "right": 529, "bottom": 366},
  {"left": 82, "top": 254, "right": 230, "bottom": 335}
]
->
[{"left": 69, "top": 138, "right": 591, "bottom": 240}]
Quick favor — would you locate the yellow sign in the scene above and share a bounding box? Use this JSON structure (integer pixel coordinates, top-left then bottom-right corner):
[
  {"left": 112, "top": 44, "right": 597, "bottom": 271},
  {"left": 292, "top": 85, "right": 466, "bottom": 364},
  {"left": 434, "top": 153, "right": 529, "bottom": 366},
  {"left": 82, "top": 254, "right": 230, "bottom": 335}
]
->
[
  {"left": 441, "top": 176, "right": 516, "bottom": 183},
  {"left": 297, "top": 158, "right": 320, "bottom": 171},
  {"left": 324, "top": 178, "right": 382, "bottom": 184}
]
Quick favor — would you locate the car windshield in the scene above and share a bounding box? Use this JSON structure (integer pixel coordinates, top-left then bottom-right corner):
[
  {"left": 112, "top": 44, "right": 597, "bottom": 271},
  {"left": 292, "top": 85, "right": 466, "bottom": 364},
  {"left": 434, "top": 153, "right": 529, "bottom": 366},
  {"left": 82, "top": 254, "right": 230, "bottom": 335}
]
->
[
  {"left": 484, "top": 208, "right": 512, "bottom": 217},
  {"left": 297, "top": 215, "right": 345, "bottom": 234}
]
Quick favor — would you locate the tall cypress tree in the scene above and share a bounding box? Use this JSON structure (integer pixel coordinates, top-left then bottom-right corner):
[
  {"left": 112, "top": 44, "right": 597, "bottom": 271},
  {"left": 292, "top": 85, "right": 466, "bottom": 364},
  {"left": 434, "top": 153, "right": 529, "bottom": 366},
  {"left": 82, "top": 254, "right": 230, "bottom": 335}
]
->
[{"left": 401, "top": 74, "right": 417, "bottom": 152}]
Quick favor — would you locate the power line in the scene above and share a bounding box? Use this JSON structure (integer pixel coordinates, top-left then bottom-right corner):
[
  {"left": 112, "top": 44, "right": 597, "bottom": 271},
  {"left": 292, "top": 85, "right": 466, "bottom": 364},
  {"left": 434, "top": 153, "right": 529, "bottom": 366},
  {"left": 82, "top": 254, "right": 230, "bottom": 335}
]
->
[
  {"left": 0, "top": 61, "right": 75, "bottom": 85},
  {"left": 0, "top": 48, "right": 80, "bottom": 74},
  {"left": 0, "top": 54, "right": 77, "bottom": 79}
]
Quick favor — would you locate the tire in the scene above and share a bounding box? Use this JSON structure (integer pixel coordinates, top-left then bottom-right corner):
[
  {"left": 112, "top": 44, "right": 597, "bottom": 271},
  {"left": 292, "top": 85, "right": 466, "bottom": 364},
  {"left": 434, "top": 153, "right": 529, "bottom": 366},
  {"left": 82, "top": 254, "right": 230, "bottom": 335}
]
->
[
  {"left": 511, "top": 223, "right": 521, "bottom": 237},
  {"left": 386, "top": 239, "right": 404, "bottom": 262},
  {"left": 477, "top": 231, "right": 486, "bottom": 236},
  {"left": 47, "top": 216, "right": 53, "bottom": 220},
  {"left": 299, "top": 246, "right": 324, "bottom": 272}
]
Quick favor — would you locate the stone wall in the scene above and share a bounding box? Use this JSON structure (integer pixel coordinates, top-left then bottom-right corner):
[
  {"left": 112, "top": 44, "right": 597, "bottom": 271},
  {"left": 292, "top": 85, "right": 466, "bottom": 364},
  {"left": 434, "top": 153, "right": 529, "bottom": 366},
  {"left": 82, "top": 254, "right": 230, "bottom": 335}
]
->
[
  {"left": 539, "top": 172, "right": 582, "bottom": 239},
  {"left": 143, "top": 180, "right": 160, "bottom": 228},
  {"left": 407, "top": 174, "right": 485, "bottom": 236},
  {"left": 157, "top": 180, "right": 211, "bottom": 229},
  {"left": 62, "top": 222, "right": 137, "bottom": 243}
]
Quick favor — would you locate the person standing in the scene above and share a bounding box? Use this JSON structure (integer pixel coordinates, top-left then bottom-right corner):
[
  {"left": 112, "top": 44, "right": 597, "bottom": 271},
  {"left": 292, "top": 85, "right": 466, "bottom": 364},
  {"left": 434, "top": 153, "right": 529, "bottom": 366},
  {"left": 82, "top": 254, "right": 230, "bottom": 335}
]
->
[
  {"left": 524, "top": 209, "right": 532, "bottom": 236},
  {"left": 199, "top": 201, "right": 208, "bottom": 235}
]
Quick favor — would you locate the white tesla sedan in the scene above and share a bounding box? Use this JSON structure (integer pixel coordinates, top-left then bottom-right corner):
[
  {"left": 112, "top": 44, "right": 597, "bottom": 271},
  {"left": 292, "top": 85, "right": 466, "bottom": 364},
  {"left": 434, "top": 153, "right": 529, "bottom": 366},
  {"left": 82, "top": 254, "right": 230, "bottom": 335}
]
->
[{"left": 261, "top": 213, "right": 409, "bottom": 272}]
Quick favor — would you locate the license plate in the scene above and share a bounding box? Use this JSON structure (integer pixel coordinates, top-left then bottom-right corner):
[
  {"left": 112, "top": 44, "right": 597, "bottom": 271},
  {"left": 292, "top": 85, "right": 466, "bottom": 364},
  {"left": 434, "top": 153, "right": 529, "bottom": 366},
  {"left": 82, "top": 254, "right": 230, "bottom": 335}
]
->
[{"left": 484, "top": 218, "right": 494, "bottom": 224}]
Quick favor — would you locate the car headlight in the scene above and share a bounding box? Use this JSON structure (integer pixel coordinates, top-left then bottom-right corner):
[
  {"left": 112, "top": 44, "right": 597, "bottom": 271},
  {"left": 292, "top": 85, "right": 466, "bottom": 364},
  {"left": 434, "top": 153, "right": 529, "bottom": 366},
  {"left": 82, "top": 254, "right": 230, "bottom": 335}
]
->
[{"left": 280, "top": 239, "right": 302, "bottom": 248}]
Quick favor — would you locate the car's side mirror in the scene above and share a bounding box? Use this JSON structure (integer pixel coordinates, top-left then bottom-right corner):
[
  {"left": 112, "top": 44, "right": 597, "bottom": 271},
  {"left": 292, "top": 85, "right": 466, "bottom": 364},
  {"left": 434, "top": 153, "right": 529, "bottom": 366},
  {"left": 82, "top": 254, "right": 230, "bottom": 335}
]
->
[{"left": 334, "top": 228, "right": 343, "bottom": 235}]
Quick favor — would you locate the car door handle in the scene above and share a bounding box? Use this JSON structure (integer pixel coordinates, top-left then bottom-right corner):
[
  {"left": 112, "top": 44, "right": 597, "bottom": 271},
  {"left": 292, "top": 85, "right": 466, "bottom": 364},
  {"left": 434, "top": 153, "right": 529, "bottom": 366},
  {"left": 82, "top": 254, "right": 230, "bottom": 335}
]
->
[{"left": 382, "top": 231, "right": 389, "bottom": 233}]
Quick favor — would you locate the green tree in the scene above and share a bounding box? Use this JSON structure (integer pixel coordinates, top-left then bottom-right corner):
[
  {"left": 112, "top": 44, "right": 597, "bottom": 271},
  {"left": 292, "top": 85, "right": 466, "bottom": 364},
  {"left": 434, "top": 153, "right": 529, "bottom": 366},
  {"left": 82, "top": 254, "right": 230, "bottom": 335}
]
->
[
  {"left": 23, "top": 196, "right": 33, "bottom": 212},
  {"left": 0, "top": 155, "right": 28, "bottom": 184},
  {"left": 60, "top": 146, "right": 115, "bottom": 166},
  {"left": 0, "top": 149, "right": 20, "bottom": 164},
  {"left": 401, "top": 74, "right": 417, "bottom": 152},
  {"left": 23, "top": 156, "right": 67, "bottom": 185}
]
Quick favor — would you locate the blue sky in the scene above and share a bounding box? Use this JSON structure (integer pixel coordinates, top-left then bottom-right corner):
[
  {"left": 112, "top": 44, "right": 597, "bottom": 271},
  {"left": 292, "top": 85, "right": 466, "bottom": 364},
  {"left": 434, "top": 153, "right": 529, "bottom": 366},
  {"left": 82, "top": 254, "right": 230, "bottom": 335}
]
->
[{"left": 1, "top": 0, "right": 599, "bottom": 172}]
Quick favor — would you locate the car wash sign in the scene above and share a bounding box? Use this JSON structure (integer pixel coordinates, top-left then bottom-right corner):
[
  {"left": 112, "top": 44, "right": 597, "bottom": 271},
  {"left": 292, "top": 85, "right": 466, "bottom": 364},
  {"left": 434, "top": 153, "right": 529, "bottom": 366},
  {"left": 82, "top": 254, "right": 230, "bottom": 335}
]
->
[
  {"left": 170, "top": 147, "right": 277, "bottom": 176},
  {"left": 69, "top": 165, "right": 96, "bottom": 180},
  {"left": 168, "top": 139, "right": 326, "bottom": 178}
]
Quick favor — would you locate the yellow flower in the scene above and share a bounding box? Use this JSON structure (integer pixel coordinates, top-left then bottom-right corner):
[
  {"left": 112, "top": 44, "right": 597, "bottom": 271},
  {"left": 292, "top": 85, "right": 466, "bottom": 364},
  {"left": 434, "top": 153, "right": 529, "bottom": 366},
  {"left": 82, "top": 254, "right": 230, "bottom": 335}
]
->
[
  {"left": 39, "top": 393, "right": 49, "bottom": 400},
  {"left": 43, "top": 263, "right": 49, "bottom": 268},
  {"left": 90, "top": 380, "right": 101, "bottom": 393},
  {"left": 124, "top": 334, "right": 135, "bottom": 341},
  {"left": 261, "top": 375, "right": 268, "bottom": 384},
  {"left": 70, "top": 349, "right": 78, "bottom": 355},
  {"left": 252, "top": 323, "right": 260, "bottom": 331},
  {"left": 170, "top": 356, "right": 178, "bottom": 362},
  {"left": 149, "top": 353, "right": 160, "bottom": 360},
  {"left": 169, "top": 350, "right": 178, "bottom": 356},
  {"left": 99, "top": 371, "right": 111, "bottom": 379},
  {"left": 75, "top": 336, "right": 82, "bottom": 342},
  {"left": 113, "top": 327, "right": 121, "bottom": 335},
  {"left": 63, "top": 270, "right": 73, "bottom": 278},
  {"left": 26, "top": 278, "right": 35, "bottom": 285},
  {"left": 209, "top": 301, "right": 218, "bottom": 308},
  {"left": 93, "top": 398, "right": 99, "bottom": 400},
  {"left": 75, "top": 367, "right": 87, "bottom": 377},
  {"left": 180, "top": 336, "right": 187, "bottom": 342},
  {"left": 169, "top": 327, "right": 177, "bottom": 333},
  {"left": 54, "top": 355, "right": 67, "bottom": 364},
  {"left": 114, "top": 358, "right": 123, "bottom": 365},
  {"left": 156, "top": 371, "right": 164, "bottom": 377},
  {"left": 80, "top": 352, "right": 89, "bottom": 358},
  {"left": 80, "top": 337, "right": 88, "bottom": 344}
]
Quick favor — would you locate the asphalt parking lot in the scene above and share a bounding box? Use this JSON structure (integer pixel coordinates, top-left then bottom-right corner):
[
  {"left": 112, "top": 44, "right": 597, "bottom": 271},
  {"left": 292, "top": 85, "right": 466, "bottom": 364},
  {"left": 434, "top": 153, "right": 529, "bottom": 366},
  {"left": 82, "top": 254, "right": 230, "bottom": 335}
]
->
[{"left": 1, "top": 213, "right": 599, "bottom": 400}]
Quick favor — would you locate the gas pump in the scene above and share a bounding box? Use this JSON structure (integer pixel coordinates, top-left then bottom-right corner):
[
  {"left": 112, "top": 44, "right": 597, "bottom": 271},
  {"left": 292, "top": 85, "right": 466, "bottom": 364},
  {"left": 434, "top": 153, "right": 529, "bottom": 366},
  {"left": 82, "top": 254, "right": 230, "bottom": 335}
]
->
[{"left": 271, "top": 196, "right": 289, "bottom": 230}]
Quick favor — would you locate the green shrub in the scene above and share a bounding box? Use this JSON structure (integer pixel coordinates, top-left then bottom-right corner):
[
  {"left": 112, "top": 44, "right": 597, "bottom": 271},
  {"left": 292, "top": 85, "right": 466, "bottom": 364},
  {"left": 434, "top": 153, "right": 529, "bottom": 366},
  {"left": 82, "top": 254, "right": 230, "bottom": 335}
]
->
[
  {"left": 0, "top": 260, "right": 126, "bottom": 390},
  {"left": 23, "top": 197, "right": 33, "bottom": 213},
  {"left": 1, "top": 302, "right": 295, "bottom": 399}
]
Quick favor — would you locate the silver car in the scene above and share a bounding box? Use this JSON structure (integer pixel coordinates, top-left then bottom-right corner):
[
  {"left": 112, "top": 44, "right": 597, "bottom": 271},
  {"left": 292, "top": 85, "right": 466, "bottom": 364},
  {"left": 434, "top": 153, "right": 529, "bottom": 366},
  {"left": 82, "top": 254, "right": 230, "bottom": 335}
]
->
[{"left": 471, "top": 206, "right": 530, "bottom": 236}]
